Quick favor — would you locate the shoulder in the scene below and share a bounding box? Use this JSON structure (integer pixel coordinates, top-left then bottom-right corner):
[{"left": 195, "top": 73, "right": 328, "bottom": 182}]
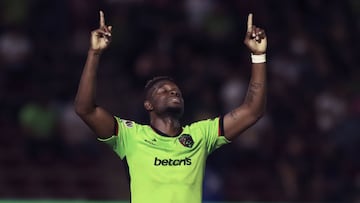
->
[
  {"left": 185, "top": 117, "right": 220, "bottom": 128},
  {"left": 114, "top": 116, "right": 150, "bottom": 133},
  {"left": 115, "top": 117, "right": 141, "bottom": 127}
]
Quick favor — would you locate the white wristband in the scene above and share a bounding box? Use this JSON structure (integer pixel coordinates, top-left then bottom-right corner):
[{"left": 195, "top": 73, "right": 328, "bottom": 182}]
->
[{"left": 251, "top": 53, "right": 266, "bottom": 63}]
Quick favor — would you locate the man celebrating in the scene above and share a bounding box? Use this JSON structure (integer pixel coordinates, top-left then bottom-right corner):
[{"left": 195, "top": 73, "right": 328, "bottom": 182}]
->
[{"left": 75, "top": 10, "right": 267, "bottom": 203}]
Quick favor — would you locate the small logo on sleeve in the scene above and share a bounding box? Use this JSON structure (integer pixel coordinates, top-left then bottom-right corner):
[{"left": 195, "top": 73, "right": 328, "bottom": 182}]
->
[
  {"left": 179, "top": 134, "right": 194, "bottom": 148},
  {"left": 122, "top": 120, "right": 134, "bottom": 128}
]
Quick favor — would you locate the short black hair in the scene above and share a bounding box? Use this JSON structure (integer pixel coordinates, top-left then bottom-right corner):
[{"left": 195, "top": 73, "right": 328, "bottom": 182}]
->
[{"left": 144, "top": 76, "right": 175, "bottom": 99}]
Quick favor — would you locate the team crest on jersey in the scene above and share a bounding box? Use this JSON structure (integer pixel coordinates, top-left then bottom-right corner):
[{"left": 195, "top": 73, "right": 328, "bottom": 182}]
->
[
  {"left": 179, "top": 134, "right": 194, "bottom": 148},
  {"left": 123, "top": 120, "right": 133, "bottom": 128}
]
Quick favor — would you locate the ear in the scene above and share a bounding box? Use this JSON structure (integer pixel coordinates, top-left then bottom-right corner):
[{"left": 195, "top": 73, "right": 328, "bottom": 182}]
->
[{"left": 144, "top": 100, "right": 153, "bottom": 111}]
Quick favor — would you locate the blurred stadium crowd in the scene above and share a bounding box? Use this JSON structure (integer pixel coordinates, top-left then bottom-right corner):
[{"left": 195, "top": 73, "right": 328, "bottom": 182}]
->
[{"left": 0, "top": 0, "right": 360, "bottom": 202}]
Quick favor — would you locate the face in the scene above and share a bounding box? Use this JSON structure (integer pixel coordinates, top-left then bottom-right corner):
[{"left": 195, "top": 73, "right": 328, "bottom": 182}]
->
[{"left": 144, "top": 80, "right": 184, "bottom": 117}]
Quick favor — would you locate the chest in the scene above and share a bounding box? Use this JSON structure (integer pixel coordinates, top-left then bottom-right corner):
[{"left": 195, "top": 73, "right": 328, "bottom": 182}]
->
[
  {"left": 128, "top": 132, "right": 203, "bottom": 159},
  {"left": 125, "top": 132, "right": 206, "bottom": 183}
]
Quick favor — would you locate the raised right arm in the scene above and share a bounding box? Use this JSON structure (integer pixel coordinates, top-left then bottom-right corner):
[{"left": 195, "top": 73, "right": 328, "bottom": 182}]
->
[{"left": 74, "top": 11, "right": 115, "bottom": 139}]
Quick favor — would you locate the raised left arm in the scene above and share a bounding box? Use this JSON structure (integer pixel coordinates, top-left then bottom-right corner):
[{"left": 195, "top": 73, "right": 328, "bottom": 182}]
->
[{"left": 223, "top": 13, "right": 267, "bottom": 141}]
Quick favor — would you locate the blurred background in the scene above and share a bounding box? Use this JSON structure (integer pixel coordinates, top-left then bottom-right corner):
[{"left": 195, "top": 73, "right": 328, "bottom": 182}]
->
[{"left": 0, "top": 0, "right": 360, "bottom": 202}]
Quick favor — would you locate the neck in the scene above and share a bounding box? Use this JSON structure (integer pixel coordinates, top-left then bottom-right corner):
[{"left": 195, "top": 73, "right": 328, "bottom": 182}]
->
[{"left": 150, "top": 115, "right": 181, "bottom": 137}]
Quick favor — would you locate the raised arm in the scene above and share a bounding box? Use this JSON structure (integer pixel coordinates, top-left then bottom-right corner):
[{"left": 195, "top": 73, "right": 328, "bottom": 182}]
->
[
  {"left": 74, "top": 11, "right": 115, "bottom": 139},
  {"left": 223, "top": 13, "right": 267, "bottom": 141}
]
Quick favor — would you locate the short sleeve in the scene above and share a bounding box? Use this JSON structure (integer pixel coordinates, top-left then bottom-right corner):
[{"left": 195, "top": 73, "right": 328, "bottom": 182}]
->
[
  {"left": 97, "top": 116, "right": 137, "bottom": 159},
  {"left": 191, "top": 116, "right": 231, "bottom": 155}
]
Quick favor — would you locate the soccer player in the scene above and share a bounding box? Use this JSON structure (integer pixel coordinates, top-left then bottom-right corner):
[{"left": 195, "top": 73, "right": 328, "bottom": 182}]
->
[{"left": 75, "top": 11, "right": 267, "bottom": 203}]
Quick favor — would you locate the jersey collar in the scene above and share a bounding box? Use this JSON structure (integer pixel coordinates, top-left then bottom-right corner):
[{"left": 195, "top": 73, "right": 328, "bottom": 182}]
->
[{"left": 150, "top": 125, "right": 183, "bottom": 138}]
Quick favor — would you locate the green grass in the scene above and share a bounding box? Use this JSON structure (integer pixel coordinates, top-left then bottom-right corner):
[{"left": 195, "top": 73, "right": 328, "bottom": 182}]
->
[{"left": 0, "top": 201, "right": 256, "bottom": 203}]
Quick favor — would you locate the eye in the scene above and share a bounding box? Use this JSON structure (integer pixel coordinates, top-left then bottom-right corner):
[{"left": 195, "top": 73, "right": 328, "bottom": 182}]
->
[{"left": 156, "top": 88, "right": 166, "bottom": 94}]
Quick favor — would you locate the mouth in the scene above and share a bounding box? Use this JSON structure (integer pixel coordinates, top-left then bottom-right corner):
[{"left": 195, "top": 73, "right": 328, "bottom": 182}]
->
[{"left": 169, "top": 97, "right": 181, "bottom": 104}]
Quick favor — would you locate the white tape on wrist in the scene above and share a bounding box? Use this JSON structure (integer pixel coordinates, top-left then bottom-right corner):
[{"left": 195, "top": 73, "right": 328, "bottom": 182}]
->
[{"left": 251, "top": 53, "right": 266, "bottom": 63}]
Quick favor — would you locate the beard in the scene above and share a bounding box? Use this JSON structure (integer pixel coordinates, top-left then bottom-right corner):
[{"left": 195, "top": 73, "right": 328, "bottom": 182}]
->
[
  {"left": 149, "top": 97, "right": 185, "bottom": 119},
  {"left": 164, "top": 106, "right": 184, "bottom": 118}
]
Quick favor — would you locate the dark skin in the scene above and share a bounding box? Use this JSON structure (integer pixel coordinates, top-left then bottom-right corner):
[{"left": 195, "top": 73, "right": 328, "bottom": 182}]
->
[
  {"left": 144, "top": 81, "right": 184, "bottom": 136},
  {"left": 75, "top": 12, "right": 267, "bottom": 141}
]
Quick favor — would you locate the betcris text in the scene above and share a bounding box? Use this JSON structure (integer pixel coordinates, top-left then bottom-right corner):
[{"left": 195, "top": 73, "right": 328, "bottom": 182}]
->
[{"left": 154, "top": 157, "right": 192, "bottom": 166}]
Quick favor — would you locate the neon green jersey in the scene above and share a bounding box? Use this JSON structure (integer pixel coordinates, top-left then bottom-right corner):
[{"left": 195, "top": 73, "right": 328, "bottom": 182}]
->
[{"left": 99, "top": 116, "right": 230, "bottom": 203}]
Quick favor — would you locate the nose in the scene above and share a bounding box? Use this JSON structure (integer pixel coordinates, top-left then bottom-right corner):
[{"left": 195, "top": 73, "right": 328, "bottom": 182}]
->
[{"left": 170, "top": 90, "right": 180, "bottom": 97}]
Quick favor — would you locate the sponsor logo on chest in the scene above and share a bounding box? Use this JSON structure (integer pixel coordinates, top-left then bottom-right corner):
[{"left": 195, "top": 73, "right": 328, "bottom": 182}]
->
[{"left": 154, "top": 157, "right": 192, "bottom": 166}]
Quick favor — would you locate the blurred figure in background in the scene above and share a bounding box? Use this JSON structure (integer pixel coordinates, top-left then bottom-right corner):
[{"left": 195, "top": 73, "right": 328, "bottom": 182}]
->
[
  {"left": 59, "top": 101, "right": 98, "bottom": 162},
  {"left": 18, "top": 85, "right": 64, "bottom": 163}
]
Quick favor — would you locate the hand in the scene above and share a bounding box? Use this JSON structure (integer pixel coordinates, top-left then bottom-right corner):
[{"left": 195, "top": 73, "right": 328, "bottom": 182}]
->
[
  {"left": 244, "top": 13, "right": 267, "bottom": 55},
  {"left": 90, "top": 11, "right": 112, "bottom": 53}
]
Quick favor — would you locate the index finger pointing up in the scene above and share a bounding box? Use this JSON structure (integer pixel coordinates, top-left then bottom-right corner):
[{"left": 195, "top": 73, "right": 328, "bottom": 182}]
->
[
  {"left": 99, "top": 10, "right": 105, "bottom": 28},
  {"left": 247, "top": 13, "right": 253, "bottom": 33}
]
